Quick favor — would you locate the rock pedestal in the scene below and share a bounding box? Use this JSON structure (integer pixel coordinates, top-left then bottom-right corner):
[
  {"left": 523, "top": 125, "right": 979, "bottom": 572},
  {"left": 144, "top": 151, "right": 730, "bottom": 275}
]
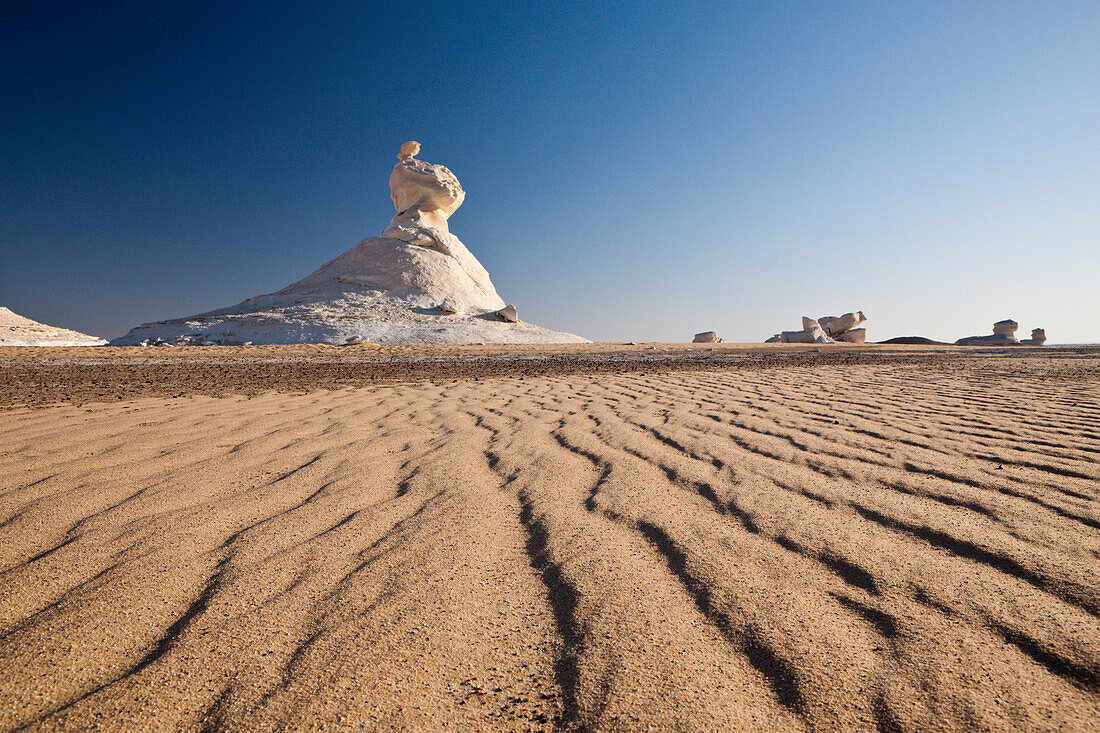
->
[
  {"left": 1021, "top": 328, "right": 1046, "bottom": 346},
  {"left": 110, "top": 143, "right": 587, "bottom": 345},
  {"left": 955, "top": 319, "right": 1024, "bottom": 346}
]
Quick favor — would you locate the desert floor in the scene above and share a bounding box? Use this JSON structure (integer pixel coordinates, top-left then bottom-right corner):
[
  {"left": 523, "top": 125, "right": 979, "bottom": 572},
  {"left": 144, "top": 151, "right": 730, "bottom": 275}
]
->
[{"left": 1, "top": 345, "right": 1098, "bottom": 731}]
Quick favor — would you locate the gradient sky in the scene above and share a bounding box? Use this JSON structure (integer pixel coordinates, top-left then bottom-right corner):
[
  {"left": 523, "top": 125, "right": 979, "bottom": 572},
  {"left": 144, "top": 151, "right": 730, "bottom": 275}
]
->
[{"left": 3, "top": 1, "right": 1098, "bottom": 343}]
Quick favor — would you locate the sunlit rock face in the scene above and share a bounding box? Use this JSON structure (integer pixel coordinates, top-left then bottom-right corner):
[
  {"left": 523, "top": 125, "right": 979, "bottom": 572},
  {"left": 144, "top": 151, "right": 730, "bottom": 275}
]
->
[{"left": 110, "top": 143, "right": 587, "bottom": 345}]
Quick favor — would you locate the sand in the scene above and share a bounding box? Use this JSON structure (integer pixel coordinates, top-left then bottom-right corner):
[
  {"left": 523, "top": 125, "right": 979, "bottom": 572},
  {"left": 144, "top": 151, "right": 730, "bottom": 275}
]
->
[{"left": 1, "top": 346, "right": 1098, "bottom": 731}]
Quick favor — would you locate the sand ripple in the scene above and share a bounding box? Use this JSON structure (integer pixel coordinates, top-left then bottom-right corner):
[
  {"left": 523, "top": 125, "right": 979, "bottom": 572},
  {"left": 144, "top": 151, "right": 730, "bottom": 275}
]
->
[{"left": 1, "top": 358, "right": 1098, "bottom": 730}]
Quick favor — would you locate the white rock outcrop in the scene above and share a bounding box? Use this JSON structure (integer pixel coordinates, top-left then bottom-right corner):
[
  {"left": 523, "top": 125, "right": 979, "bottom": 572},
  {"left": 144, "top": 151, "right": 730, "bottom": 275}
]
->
[
  {"left": 956, "top": 319, "right": 1023, "bottom": 346},
  {"left": 765, "top": 311, "right": 868, "bottom": 344},
  {"left": 111, "top": 143, "right": 587, "bottom": 345},
  {"left": 0, "top": 306, "right": 107, "bottom": 346},
  {"left": 1021, "top": 328, "right": 1046, "bottom": 346},
  {"left": 692, "top": 331, "right": 722, "bottom": 343},
  {"left": 819, "top": 311, "right": 867, "bottom": 338},
  {"left": 780, "top": 327, "right": 830, "bottom": 344},
  {"left": 835, "top": 328, "right": 867, "bottom": 344}
]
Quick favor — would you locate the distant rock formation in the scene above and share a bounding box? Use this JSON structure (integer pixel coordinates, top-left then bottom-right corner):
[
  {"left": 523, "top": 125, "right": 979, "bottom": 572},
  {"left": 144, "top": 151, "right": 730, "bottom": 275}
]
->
[
  {"left": 0, "top": 306, "right": 106, "bottom": 346},
  {"left": 1021, "top": 328, "right": 1046, "bottom": 346},
  {"left": 819, "top": 312, "right": 867, "bottom": 338},
  {"left": 765, "top": 311, "right": 867, "bottom": 344},
  {"left": 111, "top": 143, "right": 587, "bottom": 345},
  {"left": 692, "top": 331, "right": 722, "bottom": 343},
  {"left": 835, "top": 328, "right": 867, "bottom": 343},
  {"left": 955, "top": 319, "right": 1030, "bottom": 346}
]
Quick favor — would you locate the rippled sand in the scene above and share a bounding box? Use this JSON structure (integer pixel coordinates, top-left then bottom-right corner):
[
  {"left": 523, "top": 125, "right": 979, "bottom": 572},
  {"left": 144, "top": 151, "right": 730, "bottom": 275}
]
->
[{"left": 1, "top": 351, "right": 1098, "bottom": 730}]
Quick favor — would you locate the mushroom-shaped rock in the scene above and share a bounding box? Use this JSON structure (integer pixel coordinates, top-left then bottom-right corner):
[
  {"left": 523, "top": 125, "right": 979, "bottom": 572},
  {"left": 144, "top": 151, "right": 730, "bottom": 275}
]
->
[
  {"left": 106, "top": 142, "right": 587, "bottom": 345},
  {"left": 386, "top": 142, "right": 466, "bottom": 234},
  {"left": 693, "top": 331, "right": 722, "bottom": 343},
  {"left": 956, "top": 319, "right": 1022, "bottom": 345},
  {"left": 497, "top": 304, "right": 519, "bottom": 323},
  {"left": 955, "top": 334, "right": 1020, "bottom": 346},
  {"left": 1021, "top": 328, "right": 1046, "bottom": 346}
]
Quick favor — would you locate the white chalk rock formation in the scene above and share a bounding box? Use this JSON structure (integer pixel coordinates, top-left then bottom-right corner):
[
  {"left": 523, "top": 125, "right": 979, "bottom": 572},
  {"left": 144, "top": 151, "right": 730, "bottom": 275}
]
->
[
  {"left": 111, "top": 143, "right": 587, "bottom": 345},
  {"left": 766, "top": 310, "right": 868, "bottom": 344},
  {"left": 956, "top": 319, "right": 1022, "bottom": 346},
  {"left": 692, "top": 331, "right": 722, "bottom": 343},
  {"left": 0, "top": 306, "right": 107, "bottom": 346},
  {"left": 1021, "top": 328, "right": 1046, "bottom": 346},
  {"left": 781, "top": 327, "right": 831, "bottom": 344},
  {"left": 497, "top": 305, "right": 519, "bottom": 323},
  {"left": 818, "top": 311, "right": 866, "bottom": 338},
  {"left": 835, "top": 328, "right": 867, "bottom": 344}
]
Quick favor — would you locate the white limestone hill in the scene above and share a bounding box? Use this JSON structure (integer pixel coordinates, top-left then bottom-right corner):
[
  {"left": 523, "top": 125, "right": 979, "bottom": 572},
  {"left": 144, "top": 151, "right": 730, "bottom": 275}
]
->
[
  {"left": 111, "top": 142, "right": 587, "bottom": 346},
  {"left": 0, "top": 307, "right": 107, "bottom": 347},
  {"left": 109, "top": 237, "right": 587, "bottom": 345}
]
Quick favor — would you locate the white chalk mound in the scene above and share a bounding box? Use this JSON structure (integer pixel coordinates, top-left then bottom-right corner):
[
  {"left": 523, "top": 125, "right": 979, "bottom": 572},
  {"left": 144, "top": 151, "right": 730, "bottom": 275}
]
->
[
  {"left": 111, "top": 143, "right": 587, "bottom": 346},
  {"left": 0, "top": 306, "right": 107, "bottom": 347}
]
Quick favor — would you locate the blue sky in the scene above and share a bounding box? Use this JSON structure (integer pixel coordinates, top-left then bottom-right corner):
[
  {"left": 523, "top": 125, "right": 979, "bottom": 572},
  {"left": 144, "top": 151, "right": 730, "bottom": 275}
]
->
[{"left": 3, "top": 1, "right": 1098, "bottom": 342}]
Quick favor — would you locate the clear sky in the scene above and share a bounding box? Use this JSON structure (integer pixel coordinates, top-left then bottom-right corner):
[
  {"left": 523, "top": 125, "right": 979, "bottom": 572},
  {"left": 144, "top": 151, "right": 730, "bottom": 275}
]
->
[{"left": 3, "top": 1, "right": 1098, "bottom": 343}]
